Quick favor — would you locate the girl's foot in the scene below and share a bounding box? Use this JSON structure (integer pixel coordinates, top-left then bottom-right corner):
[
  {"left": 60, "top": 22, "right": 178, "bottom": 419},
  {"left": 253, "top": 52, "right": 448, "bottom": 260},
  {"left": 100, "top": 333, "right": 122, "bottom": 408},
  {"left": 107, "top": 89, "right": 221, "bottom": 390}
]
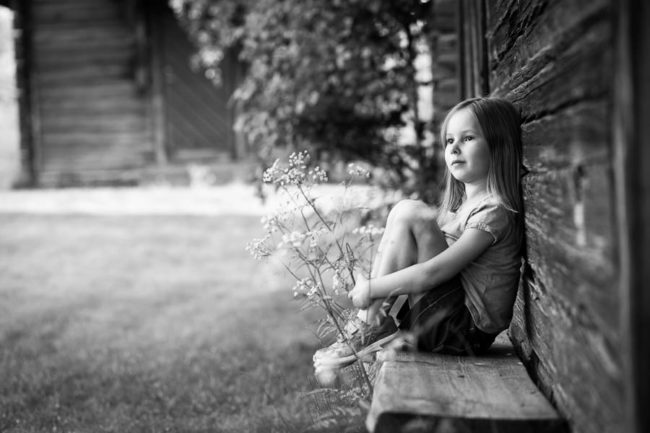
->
[
  {"left": 375, "top": 333, "right": 416, "bottom": 362},
  {"left": 313, "top": 317, "right": 398, "bottom": 369}
]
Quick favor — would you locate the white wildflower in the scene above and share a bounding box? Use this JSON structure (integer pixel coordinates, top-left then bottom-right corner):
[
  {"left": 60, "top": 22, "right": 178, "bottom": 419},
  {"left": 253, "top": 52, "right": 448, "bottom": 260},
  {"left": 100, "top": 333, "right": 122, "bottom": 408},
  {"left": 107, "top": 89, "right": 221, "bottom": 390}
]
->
[
  {"left": 332, "top": 272, "right": 346, "bottom": 295},
  {"left": 308, "top": 166, "right": 328, "bottom": 183},
  {"left": 280, "top": 231, "right": 307, "bottom": 248},
  {"left": 245, "top": 235, "right": 272, "bottom": 260},
  {"left": 353, "top": 224, "right": 385, "bottom": 237},
  {"left": 347, "top": 163, "right": 371, "bottom": 178}
]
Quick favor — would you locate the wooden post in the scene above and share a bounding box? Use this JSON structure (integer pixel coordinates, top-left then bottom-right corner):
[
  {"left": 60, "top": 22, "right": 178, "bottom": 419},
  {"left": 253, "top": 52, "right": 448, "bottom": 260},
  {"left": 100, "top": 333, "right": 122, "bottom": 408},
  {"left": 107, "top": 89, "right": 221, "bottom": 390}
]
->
[
  {"left": 457, "top": 0, "right": 489, "bottom": 98},
  {"left": 12, "top": 0, "right": 38, "bottom": 186},
  {"left": 143, "top": 0, "right": 167, "bottom": 167},
  {"left": 456, "top": 0, "right": 466, "bottom": 99},
  {"left": 614, "top": 0, "right": 650, "bottom": 432}
]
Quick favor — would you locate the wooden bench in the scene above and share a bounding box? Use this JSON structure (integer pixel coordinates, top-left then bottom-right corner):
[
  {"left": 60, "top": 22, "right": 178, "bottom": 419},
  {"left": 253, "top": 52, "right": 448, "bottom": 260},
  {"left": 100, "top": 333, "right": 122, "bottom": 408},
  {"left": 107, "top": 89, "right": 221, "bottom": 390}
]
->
[{"left": 366, "top": 332, "right": 568, "bottom": 433}]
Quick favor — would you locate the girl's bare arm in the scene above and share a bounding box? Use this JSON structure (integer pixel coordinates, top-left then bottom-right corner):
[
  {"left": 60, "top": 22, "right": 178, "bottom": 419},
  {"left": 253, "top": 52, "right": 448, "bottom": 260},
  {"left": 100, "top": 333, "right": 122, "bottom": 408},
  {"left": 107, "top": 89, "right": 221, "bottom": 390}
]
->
[{"left": 349, "top": 229, "right": 493, "bottom": 306}]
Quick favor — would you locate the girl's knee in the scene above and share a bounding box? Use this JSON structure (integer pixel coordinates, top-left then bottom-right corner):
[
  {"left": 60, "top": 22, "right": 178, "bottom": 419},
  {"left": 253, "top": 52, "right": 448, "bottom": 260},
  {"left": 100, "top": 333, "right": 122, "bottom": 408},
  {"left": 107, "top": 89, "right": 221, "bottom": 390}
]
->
[{"left": 389, "top": 199, "right": 438, "bottom": 226}]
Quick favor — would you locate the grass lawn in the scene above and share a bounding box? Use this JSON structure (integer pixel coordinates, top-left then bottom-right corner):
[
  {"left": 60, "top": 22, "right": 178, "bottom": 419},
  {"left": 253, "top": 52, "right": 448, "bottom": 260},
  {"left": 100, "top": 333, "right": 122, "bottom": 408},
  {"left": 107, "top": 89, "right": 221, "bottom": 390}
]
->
[{"left": 0, "top": 213, "right": 366, "bottom": 433}]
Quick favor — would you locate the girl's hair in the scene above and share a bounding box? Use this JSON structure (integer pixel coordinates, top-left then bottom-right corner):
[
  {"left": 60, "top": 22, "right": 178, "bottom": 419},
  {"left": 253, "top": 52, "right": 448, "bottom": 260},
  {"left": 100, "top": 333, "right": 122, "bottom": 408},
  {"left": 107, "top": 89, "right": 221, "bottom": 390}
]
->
[{"left": 438, "top": 97, "right": 523, "bottom": 216}]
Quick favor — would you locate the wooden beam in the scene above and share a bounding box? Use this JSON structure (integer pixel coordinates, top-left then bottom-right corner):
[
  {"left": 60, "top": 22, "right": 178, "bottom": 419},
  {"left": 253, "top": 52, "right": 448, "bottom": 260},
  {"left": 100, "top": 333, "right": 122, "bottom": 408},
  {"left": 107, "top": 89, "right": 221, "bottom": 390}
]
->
[
  {"left": 142, "top": 0, "right": 167, "bottom": 166},
  {"left": 367, "top": 334, "right": 568, "bottom": 433},
  {"left": 615, "top": 0, "right": 650, "bottom": 432},
  {"left": 13, "top": 0, "right": 38, "bottom": 186}
]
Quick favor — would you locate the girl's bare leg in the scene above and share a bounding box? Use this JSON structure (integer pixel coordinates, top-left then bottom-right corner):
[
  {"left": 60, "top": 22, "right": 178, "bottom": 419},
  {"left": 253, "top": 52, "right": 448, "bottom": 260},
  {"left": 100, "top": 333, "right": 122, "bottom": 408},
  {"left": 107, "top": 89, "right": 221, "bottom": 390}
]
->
[{"left": 359, "top": 199, "right": 448, "bottom": 325}]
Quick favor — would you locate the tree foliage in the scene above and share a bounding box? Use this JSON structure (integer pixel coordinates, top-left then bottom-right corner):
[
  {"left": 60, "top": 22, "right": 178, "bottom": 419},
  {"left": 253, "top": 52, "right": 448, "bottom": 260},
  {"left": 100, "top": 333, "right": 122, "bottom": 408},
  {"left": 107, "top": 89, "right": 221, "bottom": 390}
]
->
[{"left": 171, "top": 0, "right": 440, "bottom": 197}]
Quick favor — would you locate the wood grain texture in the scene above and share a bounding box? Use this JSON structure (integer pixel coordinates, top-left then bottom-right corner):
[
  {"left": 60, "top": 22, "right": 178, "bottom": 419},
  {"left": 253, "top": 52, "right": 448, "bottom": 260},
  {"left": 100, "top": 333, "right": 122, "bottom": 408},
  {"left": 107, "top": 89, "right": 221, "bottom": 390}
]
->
[
  {"left": 28, "top": 0, "right": 151, "bottom": 181},
  {"left": 614, "top": 1, "right": 650, "bottom": 432},
  {"left": 160, "top": 13, "right": 235, "bottom": 153},
  {"left": 368, "top": 334, "right": 567, "bottom": 433},
  {"left": 489, "top": 0, "right": 611, "bottom": 120},
  {"left": 486, "top": 1, "right": 624, "bottom": 432}
]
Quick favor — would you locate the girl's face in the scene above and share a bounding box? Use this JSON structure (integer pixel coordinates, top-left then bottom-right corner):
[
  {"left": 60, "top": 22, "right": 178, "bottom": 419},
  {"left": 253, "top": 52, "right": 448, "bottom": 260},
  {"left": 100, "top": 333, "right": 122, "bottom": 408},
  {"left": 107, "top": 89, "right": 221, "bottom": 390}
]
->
[{"left": 444, "top": 108, "right": 490, "bottom": 186}]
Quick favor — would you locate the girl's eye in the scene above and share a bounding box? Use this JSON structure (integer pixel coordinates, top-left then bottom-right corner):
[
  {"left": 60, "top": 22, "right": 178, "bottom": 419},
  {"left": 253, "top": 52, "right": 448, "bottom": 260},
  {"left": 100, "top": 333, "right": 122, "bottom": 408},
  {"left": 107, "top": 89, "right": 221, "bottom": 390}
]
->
[
  {"left": 463, "top": 136, "right": 474, "bottom": 142},
  {"left": 445, "top": 138, "right": 454, "bottom": 146}
]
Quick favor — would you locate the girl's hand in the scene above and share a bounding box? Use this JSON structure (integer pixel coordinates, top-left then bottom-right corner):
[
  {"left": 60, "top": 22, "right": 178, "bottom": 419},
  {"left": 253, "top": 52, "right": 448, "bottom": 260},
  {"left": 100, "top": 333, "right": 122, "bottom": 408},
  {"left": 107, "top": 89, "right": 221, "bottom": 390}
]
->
[{"left": 348, "top": 275, "right": 372, "bottom": 309}]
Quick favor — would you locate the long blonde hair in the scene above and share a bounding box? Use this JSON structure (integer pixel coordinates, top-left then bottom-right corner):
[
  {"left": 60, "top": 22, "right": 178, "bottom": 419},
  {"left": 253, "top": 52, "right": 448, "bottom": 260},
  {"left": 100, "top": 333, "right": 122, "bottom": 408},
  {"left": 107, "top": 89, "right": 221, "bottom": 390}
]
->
[{"left": 438, "top": 97, "right": 523, "bottom": 216}]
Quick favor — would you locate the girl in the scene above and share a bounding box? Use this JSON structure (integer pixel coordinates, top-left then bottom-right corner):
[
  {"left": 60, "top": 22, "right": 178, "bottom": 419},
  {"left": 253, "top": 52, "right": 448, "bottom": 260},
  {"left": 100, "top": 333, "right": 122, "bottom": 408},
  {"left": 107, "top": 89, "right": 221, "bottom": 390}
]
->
[{"left": 314, "top": 97, "right": 523, "bottom": 369}]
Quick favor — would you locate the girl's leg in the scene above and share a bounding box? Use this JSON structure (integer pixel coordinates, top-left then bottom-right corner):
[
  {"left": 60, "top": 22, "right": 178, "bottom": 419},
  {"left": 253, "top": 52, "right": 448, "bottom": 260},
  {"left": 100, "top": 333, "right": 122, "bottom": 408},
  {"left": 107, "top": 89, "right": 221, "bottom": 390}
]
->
[{"left": 360, "top": 199, "right": 448, "bottom": 325}]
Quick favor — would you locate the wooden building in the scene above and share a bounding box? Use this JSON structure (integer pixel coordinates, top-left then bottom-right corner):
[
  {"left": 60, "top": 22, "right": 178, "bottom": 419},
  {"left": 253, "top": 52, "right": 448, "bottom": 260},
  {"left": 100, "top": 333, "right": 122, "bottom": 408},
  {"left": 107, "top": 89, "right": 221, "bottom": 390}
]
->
[
  {"left": 428, "top": 0, "right": 649, "bottom": 432},
  {"left": 5, "top": 0, "right": 245, "bottom": 187}
]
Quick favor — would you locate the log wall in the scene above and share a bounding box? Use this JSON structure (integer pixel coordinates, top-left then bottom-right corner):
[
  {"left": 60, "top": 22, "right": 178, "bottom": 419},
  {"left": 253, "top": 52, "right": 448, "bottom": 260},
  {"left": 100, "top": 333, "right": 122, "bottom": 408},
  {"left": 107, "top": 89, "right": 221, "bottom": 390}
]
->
[
  {"left": 21, "top": 0, "right": 242, "bottom": 186},
  {"left": 31, "top": 0, "right": 153, "bottom": 185},
  {"left": 485, "top": 1, "right": 623, "bottom": 432}
]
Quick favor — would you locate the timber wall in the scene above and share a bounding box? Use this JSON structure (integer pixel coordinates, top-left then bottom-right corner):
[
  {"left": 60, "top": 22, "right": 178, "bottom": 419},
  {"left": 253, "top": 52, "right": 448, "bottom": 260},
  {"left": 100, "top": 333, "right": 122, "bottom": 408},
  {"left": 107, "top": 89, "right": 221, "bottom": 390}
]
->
[
  {"left": 485, "top": 1, "right": 623, "bottom": 432},
  {"left": 20, "top": 0, "right": 242, "bottom": 187},
  {"left": 30, "top": 0, "right": 153, "bottom": 185}
]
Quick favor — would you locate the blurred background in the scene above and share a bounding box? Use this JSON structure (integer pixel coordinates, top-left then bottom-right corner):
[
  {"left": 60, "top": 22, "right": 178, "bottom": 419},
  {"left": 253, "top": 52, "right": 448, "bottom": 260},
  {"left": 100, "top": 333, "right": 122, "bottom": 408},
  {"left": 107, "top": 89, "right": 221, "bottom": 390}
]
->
[{"left": 1, "top": 1, "right": 648, "bottom": 433}]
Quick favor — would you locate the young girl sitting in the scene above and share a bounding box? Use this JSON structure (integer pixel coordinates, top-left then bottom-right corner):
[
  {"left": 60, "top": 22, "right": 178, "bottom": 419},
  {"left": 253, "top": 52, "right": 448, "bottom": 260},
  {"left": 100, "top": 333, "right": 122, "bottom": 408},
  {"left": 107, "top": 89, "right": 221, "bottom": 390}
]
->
[{"left": 314, "top": 97, "right": 524, "bottom": 369}]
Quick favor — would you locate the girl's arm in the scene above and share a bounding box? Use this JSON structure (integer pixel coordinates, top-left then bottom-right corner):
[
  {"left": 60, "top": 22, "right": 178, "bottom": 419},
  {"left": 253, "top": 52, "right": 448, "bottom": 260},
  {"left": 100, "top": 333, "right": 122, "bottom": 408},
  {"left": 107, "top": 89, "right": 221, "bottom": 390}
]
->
[{"left": 349, "top": 228, "right": 493, "bottom": 308}]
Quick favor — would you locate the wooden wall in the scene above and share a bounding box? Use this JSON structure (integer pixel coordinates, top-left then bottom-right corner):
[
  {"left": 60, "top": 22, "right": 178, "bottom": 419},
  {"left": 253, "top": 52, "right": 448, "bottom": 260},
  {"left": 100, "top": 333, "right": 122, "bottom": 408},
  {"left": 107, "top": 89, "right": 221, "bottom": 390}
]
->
[
  {"left": 30, "top": 0, "right": 154, "bottom": 185},
  {"left": 430, "top": 0, "right": 460, "bottom": 134},
  {"left": 482, "top": 1, "right": 623, "bottom": 432},
  {"left": 17, "top": 0, "right": 243, "bottom": 186},
  {"left": 154, "top": 5, "right": 240, "bottom": 163}
]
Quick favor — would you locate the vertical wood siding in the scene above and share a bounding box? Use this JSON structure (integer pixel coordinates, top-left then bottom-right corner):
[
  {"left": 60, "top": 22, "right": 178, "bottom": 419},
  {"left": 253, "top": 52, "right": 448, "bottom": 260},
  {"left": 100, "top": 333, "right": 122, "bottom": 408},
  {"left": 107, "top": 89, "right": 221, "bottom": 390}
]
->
[
  {"left": 485, "top": 1, "right": 622, "bottom": 432},
  {"left": 158, "top": 8, "right": 237, "bottom": 162}
]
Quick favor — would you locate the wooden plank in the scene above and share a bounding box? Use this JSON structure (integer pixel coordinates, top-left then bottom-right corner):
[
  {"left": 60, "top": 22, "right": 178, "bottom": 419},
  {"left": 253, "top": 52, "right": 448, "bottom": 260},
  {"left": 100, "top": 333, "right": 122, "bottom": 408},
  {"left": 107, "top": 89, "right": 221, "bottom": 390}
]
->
[
  {"left": 34, "top": 44, "right": 133, "bottom": 68},
  {"left": 367, "top": 333, "right": 567, "bottom": 433},
  {"left": 37, "top": 81, "right": 136, "bottom": 99},
  {"left": 41, "top": 131, "right": 150, "bottom": 148},
  {"left": 40, "top": 133, "right": 151, "bottom": 170},
  {"left": 32, "top": 24, "right": 133, "bottom": 47},
  {"left": 40, "top": 113, "right": 148, "bottom": 135},
  {"left": 522, "top": 101, "right": 609, "bottom": 171},
  {"left": 32, "top": 31, "right": 133, "bottom": 53},
  {"left": 41, "top": 147, "right": 149, "bottom": 171},
  {"left": 510, "top": 277, "right": 626, "bottom": 433},
  {"left": 39, "top": 98, "right": 145, "bottom": 115},
  {"left": 36, "top": 64, "right": 132, "bottom": 85},
  {"left": 485, "top": 2, "right": 625, "bottom": 433},
  {"left": 493, "top": 18, "right": 611, "bottom": 120},
  {"left": 37, "top": 168, "right": 143, "bottom": 187},
  {"left": 489, "top": 0, "right": 611, "bottom": 116},
  {"left": 488, "top": 0, "right": 608, "bottom": 81},
  {"left": 614, "top": 0, "right": 650, "bottom": 432},
  {"left": 32, "top": 3, "right": 120, "bottom": 23}
]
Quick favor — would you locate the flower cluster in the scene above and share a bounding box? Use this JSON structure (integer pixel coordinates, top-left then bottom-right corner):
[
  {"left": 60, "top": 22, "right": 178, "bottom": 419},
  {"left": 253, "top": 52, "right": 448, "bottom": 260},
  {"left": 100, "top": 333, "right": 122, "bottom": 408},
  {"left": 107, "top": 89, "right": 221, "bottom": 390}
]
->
[
  {"left": 245, "top": 235, "right": 272, "bottom": 260},
  {"left": 292, "top": 278, "right": 318, "bottom": 298},
  {"left": 248, "top": 151, "right": 388, "bottom": 395},
  {"left": 347, "top": 163, "right": 371, "bottom": 179},
  {"left": 352, "top": 224, "right": 385, "bottom": 238},
  {"left": 262, "top": 151, "right": 326, "bottom": 187}
]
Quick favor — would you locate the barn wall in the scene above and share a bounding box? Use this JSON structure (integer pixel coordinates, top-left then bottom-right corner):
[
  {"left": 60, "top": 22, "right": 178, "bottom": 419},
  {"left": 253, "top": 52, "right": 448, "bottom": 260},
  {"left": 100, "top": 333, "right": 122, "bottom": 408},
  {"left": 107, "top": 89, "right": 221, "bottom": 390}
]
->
[
  {"left": 30, "top": 0, "right": 154, "bottom": 185},
  {"left": 21, "top": 0, "right": 244, "bottom": 187},
  {"left": 155, "top": 4, "right": 239, "bottom": 163},
  {"left": 485, "top": 1, "right": 623, "bottom": 432}
]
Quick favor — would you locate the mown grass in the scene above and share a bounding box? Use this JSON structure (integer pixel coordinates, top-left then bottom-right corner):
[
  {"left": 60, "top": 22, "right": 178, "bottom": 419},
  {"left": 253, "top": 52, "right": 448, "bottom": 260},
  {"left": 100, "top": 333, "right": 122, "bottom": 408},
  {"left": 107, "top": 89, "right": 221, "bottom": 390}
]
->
[{"left": 0, "top": 214, "right": 365, "bottom": 433}]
